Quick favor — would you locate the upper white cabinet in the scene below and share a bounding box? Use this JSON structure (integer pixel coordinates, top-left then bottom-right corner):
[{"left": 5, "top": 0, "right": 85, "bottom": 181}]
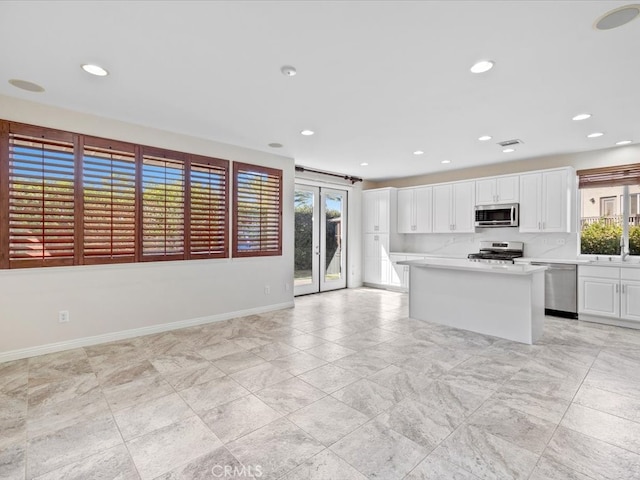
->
[
  {"left": 363, "top": 188, "right": 395, "bottom": 233},
  {"left": 475, "top": 175, "right": 519, "bottom": 205},
  {"left": 433, "top": 181, "right": 475, "bottom": 233},
  {"left": 519, "top": 168, "right": 571, "bottom": 233},
  {"left": 397, "top": 186, "right": 433, "bottom": 234}
]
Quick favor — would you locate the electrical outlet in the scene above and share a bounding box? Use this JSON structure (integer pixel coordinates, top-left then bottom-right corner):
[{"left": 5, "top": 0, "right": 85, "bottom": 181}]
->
[
  {"left": 556, "top": 238, "right": 566, "bottom": 245},
  {"left": 285, "top": 282, "right": 290, "bottom": 292},
  {"left": 264, "top": 285, "right": 271, "bottom": 295},
  {"left": 58, "top": 310, "right": 70, "bottom": 323}
]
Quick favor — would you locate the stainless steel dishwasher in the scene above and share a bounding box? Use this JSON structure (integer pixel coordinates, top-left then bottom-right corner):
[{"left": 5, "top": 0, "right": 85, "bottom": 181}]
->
[{"left": 531, "top": 262, "right": 578, "bottom": 319}]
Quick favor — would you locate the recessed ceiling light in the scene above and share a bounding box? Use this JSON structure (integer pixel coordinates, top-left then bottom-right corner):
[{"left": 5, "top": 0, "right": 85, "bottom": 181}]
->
[
  {"left": 595, "top": 5, "right": 640, "bottom": 30},
  {"left": 81, "top": 64, "right": 109, "bottom": 76},
  {"left": 300, "top": 130, "right": 314, "bottom": 136},
  {"left": 281, "top": 65, "right": 297, "bottom": 76},
  {"left": 572, "top": 113, "right": 592, "bottom": 121},
  {"left": 478, "top": 135, "right": 492, "bottom": 141},
  {"left": 441, "top": 160, "right": 451, "bottom": 164},
  {"left": 8, "top": 79, "right": 45, "bottom": 92},
  {"left": 268, "top": 142, "right": 283, "bottom": 148},
  {"left": 587, "top": 132, "right": 604, "bottom": 138},
  {"left": 413, "top": 150, "right": 424, "bottom": 155},
  {"left": 470, "top": 60, "right": 494, "bottom": 74},
  {"left": 503, "top": 148, "right": 515, "bottom": 153},
  {"left": 360, "top": 162, "right": 369, "bottom": 166},
  {"left": 616, "top": 140, "right": 632, "bottom": 145}
]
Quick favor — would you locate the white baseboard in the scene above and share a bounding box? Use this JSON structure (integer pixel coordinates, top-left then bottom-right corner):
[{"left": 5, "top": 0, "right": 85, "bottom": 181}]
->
[
  {"left": 0, "top": 301, "right": 295, "bottom": 363},
  {"left": 578, "top": 314, "right": 640, "bottom": 330}
]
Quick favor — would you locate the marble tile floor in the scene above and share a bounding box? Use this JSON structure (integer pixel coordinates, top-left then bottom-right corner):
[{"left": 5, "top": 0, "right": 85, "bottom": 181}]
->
[{"left": 1, "top": 287, "right": 640, "bottom": 479}]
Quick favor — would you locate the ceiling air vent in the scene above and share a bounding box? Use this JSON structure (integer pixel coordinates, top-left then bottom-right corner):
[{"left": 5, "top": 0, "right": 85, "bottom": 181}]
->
[{"left": 497, "top": 139, "right": 524, "bottom": 147}]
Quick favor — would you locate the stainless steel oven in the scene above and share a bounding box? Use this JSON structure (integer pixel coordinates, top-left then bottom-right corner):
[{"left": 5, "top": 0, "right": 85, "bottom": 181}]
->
[{"left": 475, "top": 203, "right": 519, "bottom": 228}]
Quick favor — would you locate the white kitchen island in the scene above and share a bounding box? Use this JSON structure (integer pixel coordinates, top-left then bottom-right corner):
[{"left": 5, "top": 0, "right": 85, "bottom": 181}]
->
[{"left": 398, "top": 258, "right": 547, "bottom": 344}]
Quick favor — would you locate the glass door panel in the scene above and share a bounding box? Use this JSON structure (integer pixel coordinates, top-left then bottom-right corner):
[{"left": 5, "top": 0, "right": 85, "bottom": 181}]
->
[
  {"left": 294, "top": 186, "right": 319, "bottom": 296},
  {"left": 321, "top": 189, "right": 346, "bottom": 291}
]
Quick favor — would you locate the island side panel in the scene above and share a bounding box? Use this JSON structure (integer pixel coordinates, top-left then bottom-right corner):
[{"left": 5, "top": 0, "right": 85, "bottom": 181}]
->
[{"left": 408, "top": 265, "right": 545, "bottom": 344}]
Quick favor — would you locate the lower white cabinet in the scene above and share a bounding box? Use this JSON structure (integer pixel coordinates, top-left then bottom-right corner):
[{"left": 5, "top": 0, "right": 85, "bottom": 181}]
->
[
  {"left": 389, "top": 254, "right": 407, "bottom": 289},
  {"left": 578, "top": 266, "right": 640, "bottom": 323},
  {"left": 622, "top": 278, "right": 640, "bottom": 322},
  {"left": 363, "top": 234, "right": 390, "bottom": 285}
]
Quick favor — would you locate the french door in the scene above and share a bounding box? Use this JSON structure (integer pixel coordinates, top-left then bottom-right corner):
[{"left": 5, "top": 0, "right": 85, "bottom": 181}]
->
[{"left": 294, "top": 185, "right": 347, "bottom": 296}]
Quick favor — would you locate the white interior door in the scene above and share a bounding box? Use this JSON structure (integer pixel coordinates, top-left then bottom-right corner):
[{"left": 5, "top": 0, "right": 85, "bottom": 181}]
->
[{"left": 294, "top": 185, "right": 347, "bottom": 296}]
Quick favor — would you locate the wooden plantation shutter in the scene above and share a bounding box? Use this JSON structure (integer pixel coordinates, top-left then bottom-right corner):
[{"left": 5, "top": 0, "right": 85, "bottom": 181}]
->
[
  {"left": 83, "top": 137, "right": 137, "bottom": 264},
  {"left": 7, "top": 126, "right": 76, "bottom": 267},
  {"left": 189, "top": 155, "right": 229, "bottom": 258},
  {"left": 141, "top": 148, "right": 185, "bottom": 260},
  {"left": 233, "top": 162, "right": 282, "bottom": 257},
  {"left": 577, "top": 163, "right": 640, "bottom": 188}
]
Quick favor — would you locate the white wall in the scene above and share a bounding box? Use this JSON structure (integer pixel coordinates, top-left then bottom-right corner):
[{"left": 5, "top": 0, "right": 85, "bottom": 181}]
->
[{"left": 0, "top": 95, "right": 295, "bottom": 360}]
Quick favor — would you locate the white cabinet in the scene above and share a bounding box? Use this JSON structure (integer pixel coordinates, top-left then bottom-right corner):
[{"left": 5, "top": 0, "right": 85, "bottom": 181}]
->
[
  {"left": 363, "top": 188, "right": 400, "bottom": 287},
  {"left": 363, "top": 234, "right": 390, "bottom": 285},
  {"left": 519, "top": 169, "right": 571, "bottom": 233},
  {"left": 622, "top": 271, "right": 640, "bottom": 322},
  {"left": 389, "top": 254, "right": 407, "bottom": 289},
  {"left": 433, "top": 181, "right": 475, "bottom": 233},
  {"left": 579, "top": 275, "right": 619, "bottom": 318},
  {"left": 363, "top": 188, "right": 395, "bottom": 234},
  {"left": 579, "top": 266, "right": 640, "bottom": 323},
  {"left": 475, "top": 175, "right": 519, "bottom": 205},
  {"left": 397, "top": 186, "right": 432, "bottom": 233}
]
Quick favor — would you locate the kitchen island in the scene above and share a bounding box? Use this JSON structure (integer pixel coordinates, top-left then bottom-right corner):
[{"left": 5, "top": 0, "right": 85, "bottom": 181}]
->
[{"left": 398, "top": 258, "right": 547, "bottom": 344}]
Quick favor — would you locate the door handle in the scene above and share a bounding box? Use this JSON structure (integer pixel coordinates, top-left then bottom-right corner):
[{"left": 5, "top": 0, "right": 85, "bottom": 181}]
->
[{"left": 315, "top": 245, "right": 320, "bottom": 255}]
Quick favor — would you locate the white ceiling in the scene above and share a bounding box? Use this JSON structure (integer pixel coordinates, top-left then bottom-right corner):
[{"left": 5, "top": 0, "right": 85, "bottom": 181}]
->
[{"left": 1, "top": 1, "right": 639, "bottom": 181}]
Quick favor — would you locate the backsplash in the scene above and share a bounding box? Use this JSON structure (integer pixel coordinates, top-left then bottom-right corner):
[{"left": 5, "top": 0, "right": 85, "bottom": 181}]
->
[{"left": 400, "top": 229, "right": 578, "bottom": 259}]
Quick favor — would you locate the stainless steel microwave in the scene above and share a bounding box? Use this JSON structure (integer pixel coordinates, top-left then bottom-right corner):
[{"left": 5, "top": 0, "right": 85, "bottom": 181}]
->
[{"left": 475, "top": 203, "right": 519, "bottom": 228}]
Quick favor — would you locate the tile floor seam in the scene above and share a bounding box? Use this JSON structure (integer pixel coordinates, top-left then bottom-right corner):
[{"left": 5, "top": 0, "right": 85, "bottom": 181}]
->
[
  {"left": 522, "top": 342, "right": 604, "bottom": 480},
  {"left": 88, "top": 349, "right": 144, "bottom": 480}
]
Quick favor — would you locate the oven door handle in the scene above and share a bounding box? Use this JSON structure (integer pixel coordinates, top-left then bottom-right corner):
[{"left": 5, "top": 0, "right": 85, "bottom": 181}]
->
[{"left": 511, "top": 206, "right": 515, "bottom": 224}]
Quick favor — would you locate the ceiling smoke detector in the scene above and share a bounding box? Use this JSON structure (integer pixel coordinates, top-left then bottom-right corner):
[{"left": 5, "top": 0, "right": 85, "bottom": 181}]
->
[
  {"left": 497, "top": 139, "right": 524, "bottom": 147},
  {"left": 280, "top": 65, "right": 297, "bottom": 77},
  {"left": 595, "top": 4, "right": 640, "bottom": 30}
]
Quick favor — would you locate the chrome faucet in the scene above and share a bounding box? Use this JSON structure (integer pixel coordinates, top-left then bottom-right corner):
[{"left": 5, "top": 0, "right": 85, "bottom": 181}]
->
[{"left": 621, "top": 237, "right": 630, "bottom": 261}]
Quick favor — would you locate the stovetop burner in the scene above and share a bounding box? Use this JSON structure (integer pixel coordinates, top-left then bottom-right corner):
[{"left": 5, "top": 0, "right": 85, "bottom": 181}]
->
[{"left": 468, "top": 241, "right": 524, "bottom": 265}]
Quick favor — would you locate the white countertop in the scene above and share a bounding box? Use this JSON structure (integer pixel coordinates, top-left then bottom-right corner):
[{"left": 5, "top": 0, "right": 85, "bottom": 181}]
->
[
  {"left": 390, "top": 252, "right": 468, "bottom": 259},
  {"left": 516, "top": 257, "right": 640, "bottom": 268},
  {"left": 515, "top": 257, "right": 592, "bottom": 265},
  {"left": 398, "top": 258, "right": 547, "bottom": 276}
]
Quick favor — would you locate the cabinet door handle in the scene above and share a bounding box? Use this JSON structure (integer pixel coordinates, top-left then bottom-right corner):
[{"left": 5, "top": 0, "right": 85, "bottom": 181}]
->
[
  {"left": 622, "top": 284, "right": 626, "bottom": 294},
  {"left": 616, "top": 284, "right": 619, "bottom": 293},
  {"left": 374, "top": 226, "right": 379, "bottom": 231},
  {"left": 538, "top": 222, "right": 541, "bottom": 230}
]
